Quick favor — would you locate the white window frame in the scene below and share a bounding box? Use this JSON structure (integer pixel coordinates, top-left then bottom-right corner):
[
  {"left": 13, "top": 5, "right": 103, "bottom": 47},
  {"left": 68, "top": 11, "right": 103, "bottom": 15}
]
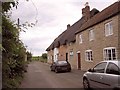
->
[
  {"left": 79, "top": 34, "right": 83, "bottom": 44},
  {"left": 47, "top": 55, "right": 49, "bottom": 60},
  {"left": 51, "top": 55, "right": 53, "bottom": 60},
  {"left": 70, "top": 51, "right": 73, "bottom": 56},
  {"left": 85, "top": 50, "right": 93, "bottom": 62},
  {"left": 105, "top": 21, "right": 113, "bottom": 36},
  {"left": 89, "top": 29, "right": 94, "bottom": 41},
  {"left": 103, "top": 47, "right": 117, "bottom": 60}
]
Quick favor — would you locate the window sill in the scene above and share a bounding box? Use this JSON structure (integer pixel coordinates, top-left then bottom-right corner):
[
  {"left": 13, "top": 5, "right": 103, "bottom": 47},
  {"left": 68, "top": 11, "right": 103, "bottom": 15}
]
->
[{"left": 85, "top": 60, "right": 93, "bottom": 62}]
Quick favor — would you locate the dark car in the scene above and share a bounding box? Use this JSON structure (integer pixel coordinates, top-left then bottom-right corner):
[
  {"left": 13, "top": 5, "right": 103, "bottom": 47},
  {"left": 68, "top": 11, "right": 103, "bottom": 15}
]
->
[
  {"left": 83, "top": 60, "right": 120, "bottom": 90},
  {"left": 50, "top": 60, "right": 71, "bottom": 73}
]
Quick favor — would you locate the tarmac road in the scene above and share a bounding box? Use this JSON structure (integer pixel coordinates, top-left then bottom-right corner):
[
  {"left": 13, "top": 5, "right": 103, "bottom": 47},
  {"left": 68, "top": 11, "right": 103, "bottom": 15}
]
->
[{"left": 20, "top": 61, "right": 85, "bottom": 88}]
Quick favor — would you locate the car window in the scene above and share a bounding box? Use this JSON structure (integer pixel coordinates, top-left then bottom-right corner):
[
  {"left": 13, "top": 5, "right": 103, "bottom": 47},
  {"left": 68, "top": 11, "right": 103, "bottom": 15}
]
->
[
  {"left": 57, "top": 61, "right": 67, "bottom": 64},
  {"left": 106, "top": 62, "right": 120, "bottom": 75},
  {"left": 93, "top": 62, "right": 107, "bottom": 73}
]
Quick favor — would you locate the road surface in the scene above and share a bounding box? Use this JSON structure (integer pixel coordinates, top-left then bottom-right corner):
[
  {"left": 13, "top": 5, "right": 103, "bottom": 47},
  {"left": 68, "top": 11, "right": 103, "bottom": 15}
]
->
[{"left": 20, "top": 61, "right": 85, "bottom": 88}]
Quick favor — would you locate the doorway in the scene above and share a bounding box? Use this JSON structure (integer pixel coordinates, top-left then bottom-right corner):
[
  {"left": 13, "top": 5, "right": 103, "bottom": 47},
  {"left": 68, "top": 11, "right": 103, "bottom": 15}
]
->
[
  {"left": 66, "top": 53, "right": 68, "bottom": 61},
  {"left": 77, "top": 52, "right": 81, "bottom": 70}
]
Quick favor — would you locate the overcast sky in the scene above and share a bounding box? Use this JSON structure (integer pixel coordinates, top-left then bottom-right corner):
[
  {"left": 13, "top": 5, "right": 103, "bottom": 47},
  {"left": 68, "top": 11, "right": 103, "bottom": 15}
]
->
[{"left": 11, "top": 0, "right": 118, "bottom": 56}]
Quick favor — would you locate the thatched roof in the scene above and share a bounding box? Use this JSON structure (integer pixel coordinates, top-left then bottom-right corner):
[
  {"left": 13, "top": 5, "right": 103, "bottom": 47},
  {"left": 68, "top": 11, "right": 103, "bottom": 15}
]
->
[{"left": 46, "top": 1, "right": 120, "bottom": 51}]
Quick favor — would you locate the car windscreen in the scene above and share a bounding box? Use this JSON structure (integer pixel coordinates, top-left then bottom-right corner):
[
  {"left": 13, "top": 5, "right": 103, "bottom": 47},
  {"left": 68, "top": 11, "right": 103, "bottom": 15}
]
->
[{"left": 57, "top": 61, "right": 67, "bottom": 64}]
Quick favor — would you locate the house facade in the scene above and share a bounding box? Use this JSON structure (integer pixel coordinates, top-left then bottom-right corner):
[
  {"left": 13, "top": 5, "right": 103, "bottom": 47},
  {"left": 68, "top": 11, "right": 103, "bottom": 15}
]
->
[
  {"left": 46, "top": 1, "right": 120, "bottom": 71},
  {"left": 76, "top": 15, "right": 119, "bottom": 70}
]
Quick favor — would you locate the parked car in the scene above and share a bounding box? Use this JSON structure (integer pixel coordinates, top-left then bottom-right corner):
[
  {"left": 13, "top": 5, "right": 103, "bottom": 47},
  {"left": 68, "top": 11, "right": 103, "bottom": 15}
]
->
[
  {"left": 50, "top": 60, "right": 71, "bottom": 73},
  {"left": 83, "top": 60, "right": 120, "bottom": 90}
]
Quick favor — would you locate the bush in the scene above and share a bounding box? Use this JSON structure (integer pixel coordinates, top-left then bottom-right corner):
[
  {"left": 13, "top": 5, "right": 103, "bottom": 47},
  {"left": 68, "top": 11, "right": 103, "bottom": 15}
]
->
[{"left": 42, "top": 53, "right": 47, "bottom": 59}]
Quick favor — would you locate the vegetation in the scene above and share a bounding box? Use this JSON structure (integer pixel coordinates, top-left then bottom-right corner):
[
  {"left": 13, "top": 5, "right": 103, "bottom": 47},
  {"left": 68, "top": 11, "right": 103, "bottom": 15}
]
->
[
  {"left": 41, "top": 53, "right": 47, "bottom": 59},
  {"left": 26, "top": 51, "right": 32, "bottom": 62},
  {"left": 2, "top": 1, "right": 32, "bottom": 88},
  {"left": 32, "top": 56, "right": 47, "bottom": 63}
]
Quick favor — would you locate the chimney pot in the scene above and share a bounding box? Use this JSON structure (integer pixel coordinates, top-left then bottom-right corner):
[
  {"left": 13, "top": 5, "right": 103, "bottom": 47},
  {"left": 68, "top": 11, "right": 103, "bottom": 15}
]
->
[
  {"left": 82, "top": 2, "right": 90, "bottom": 21},
  {"left": 85, "top": 2, "right": 89, "bottom": 7},
  {"left": 67, "top": 24, "right": 70, "bottom": 29}
]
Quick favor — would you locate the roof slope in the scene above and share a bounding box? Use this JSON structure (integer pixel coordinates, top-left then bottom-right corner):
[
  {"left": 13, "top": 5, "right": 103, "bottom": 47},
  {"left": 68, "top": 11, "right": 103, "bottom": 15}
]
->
[
  {"left": 76, "top": 1, "right": 120, "bottom": 34},
  {"left": 46, "top": 1, "right": 120, "bottom": 51}
]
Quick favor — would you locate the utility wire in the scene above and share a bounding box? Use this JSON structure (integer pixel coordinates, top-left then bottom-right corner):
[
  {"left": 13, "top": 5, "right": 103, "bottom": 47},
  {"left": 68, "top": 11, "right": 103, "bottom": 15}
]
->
[{"left": 30, "top": 0, "right": 38, "bottom": 25}]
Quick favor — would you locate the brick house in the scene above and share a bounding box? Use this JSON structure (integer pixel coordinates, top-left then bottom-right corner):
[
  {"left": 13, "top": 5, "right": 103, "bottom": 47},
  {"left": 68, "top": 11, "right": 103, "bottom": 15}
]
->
[{"left": 46, "top": 1, "right": 120, "bottom": 70}]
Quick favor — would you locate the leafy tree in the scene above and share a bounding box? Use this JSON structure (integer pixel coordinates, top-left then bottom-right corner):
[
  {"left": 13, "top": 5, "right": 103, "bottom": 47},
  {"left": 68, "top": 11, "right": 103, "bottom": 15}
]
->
[
  {"left": 2, "top": 1, "right": 18, "bottom": 13},
  {"left": 2, "top": 15, "right": 27, "bottom": 88},
  {"left": 26, "top": 51, "right": 32, "bottom": 62},
  {"left": 1, "top": 1, "right": 30, "bottom": 88},
  {"left": 42, "top": 53, "right": 47, "bottom": 59}
]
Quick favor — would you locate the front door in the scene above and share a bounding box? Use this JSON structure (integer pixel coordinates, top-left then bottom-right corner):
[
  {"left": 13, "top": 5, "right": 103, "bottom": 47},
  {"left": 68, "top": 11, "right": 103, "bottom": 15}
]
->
[
  {"left": 77, "top": 53, "right": 81, "bottom": 70},
  {"left": 66, "top": 53, "right": 68, "bottom": 61}
]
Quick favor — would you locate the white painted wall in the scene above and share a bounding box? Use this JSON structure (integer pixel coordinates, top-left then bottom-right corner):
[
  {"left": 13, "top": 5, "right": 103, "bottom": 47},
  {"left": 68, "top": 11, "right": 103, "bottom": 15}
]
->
[{"left": 54, "top": 48, "right": 59, "bottom": 62}]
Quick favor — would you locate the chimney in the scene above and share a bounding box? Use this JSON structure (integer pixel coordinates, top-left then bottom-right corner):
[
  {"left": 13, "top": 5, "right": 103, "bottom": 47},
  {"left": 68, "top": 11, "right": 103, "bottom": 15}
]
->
[
  {"left": 82, "top": 2, "right": 90, "bottom": 21},
  {"left": 67, "top": 24, "right": 70, "bottom": 29}
]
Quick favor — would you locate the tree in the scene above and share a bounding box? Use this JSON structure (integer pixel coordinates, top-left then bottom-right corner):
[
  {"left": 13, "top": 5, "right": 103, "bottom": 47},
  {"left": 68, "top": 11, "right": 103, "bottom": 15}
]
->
[
  {"left": 26, "top": 51, "right": 32, "bottom": 62},
  {"left": 2, "top": 1, "right": 29, "bottom": 88},
  {"left": 42, "top": 53, "right": 47, "bottom": 59}
]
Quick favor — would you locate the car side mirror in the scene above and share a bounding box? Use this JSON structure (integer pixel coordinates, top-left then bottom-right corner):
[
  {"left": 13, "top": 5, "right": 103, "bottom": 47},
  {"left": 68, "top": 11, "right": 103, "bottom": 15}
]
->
[{"left": 88, "top": 68, "right": 94, "bottom": 72}]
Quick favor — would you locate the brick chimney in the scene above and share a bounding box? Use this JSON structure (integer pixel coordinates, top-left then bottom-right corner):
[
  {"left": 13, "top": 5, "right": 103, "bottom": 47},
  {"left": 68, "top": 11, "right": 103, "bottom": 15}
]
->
[
  {"left": 67, "top": 24, "right": 70, "bottom": 29},
  {"left": 82, "top": 2, "right": 90, "bottom": 21}
]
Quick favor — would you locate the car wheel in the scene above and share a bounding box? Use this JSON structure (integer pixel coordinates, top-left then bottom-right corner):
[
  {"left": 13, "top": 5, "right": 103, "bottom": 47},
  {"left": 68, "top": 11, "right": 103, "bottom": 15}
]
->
[
  {"left": 68, "top": 68, "right": 71, "bottom": 72},
  {"left": 55, "top": 68, "right": 58, "bottom": 73},
  {"left": 83, "top": 78, "right": 90, "bottom": 90}
]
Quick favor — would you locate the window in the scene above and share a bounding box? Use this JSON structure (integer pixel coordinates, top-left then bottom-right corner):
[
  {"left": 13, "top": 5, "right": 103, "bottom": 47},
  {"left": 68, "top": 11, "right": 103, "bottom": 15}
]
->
[
  {"left": 93, "top": 62, "right": 107, "bottom": 73},
  {"left": 103, "top": 47, "right": 117, "bottom": 60},
  {"left": 89, "top": 29, "right": 94, "bottom": 41},
  {"left": 79, "top": 35, "right": 82, "bottom": 44},
  {"left": 70, "top": 51, "right": 73, "bottom": 56},
  {"left": 57, "top": 61, "right": 67, "bottom": 64},
  {"left": 48, "top": 55, "right": 49, "bottom": 60},
  {"left": 85, "top": 50, "right": 93, "bottom": 61},
  {"left": 51, "top": 55, "right": 53, "bottom": 60},
  {"left": 70, "top": 51, "right": 73, "bottom": 60},
  {"left": 105, "top": 21, "right": 113, "bottom": 36},
  {"left": 106, "top": 62, "right": 120, "bottom": 75}
]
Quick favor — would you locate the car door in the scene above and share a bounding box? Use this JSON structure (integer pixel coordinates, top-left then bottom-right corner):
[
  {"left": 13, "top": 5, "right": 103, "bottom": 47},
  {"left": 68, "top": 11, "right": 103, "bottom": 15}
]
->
[
  {"left": 88, "top": 62, "right": 107, "bottom": 88},
  {"left": 103, "top": 62, "right": 120, "bottom": 88}
]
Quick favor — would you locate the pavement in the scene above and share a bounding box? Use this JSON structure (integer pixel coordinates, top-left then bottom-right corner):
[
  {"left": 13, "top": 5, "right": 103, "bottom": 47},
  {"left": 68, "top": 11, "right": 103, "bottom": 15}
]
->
[{"left": 19, "top": 61, "right": 86, "bottom": 88}]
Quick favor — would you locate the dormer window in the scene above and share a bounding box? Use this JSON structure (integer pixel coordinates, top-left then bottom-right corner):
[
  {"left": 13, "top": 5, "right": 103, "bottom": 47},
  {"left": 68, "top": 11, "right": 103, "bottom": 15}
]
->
[
  {"left": 79, "top": 34, "right": 83, "bottom": 44},
  {"left": 89, "top": 29, "right": 94, "bottom": 41},
  {"left": 105, "top": 21, "right": 113, "bottom": 36}
]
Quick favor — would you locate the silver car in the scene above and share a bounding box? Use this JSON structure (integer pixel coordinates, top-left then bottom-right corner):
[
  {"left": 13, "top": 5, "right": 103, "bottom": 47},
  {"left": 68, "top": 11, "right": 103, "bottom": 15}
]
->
[{"left": 83, "top": 60, "right": 120, "bottom": 89}]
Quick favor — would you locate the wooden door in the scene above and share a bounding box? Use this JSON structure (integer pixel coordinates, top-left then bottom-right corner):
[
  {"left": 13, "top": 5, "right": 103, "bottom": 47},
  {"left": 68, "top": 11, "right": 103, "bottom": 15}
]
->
[
  {"left": 77, "top": 53, "right": 81, "bottom": 70},
  {"left": 66, "top": 53, "right": 68, "bottom": 61}
]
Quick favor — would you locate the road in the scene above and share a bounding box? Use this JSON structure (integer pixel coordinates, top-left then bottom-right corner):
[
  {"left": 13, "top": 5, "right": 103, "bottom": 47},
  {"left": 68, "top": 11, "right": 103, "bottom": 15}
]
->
[{"left": 20, "top": 61, "right": 85, "bottom": 88}]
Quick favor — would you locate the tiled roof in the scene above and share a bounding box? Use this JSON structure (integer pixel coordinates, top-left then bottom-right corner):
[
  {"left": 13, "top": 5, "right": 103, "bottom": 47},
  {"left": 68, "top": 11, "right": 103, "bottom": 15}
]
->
[{"left": 76, "top": 1, "right": 120, "bottom": 34}]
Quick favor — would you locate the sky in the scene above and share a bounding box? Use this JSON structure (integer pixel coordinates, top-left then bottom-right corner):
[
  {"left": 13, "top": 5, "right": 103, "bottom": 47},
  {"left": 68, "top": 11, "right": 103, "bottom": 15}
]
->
[{"left": 11, "top": 0, "right": 118, "bottom": 56}]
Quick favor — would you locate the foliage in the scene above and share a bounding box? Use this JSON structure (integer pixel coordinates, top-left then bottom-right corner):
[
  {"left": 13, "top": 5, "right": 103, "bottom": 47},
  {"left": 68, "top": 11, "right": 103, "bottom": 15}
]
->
[
  {"left": 2, "top": 16, "right": 27, "bottom": 88},
  {"left": 2, "top": 1, "right": 18, "bottom": 13},
  {"left": 26, "top": 51, "right": 32, "bottom": 62},
  {"left": 3, "top": 75, "right": 23, "bottom": 88},
  {"left": 41, "top": 53, "right": 47, "bottom": 59},
  {"left": 32, "top": 56, "right": 47, "bottom": 63},
  {"left": 32, "top": 56, "right": 40, "bottom": 61},
  {"left": 2, "top": 1, "right": 29, "bottom": 88}
]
